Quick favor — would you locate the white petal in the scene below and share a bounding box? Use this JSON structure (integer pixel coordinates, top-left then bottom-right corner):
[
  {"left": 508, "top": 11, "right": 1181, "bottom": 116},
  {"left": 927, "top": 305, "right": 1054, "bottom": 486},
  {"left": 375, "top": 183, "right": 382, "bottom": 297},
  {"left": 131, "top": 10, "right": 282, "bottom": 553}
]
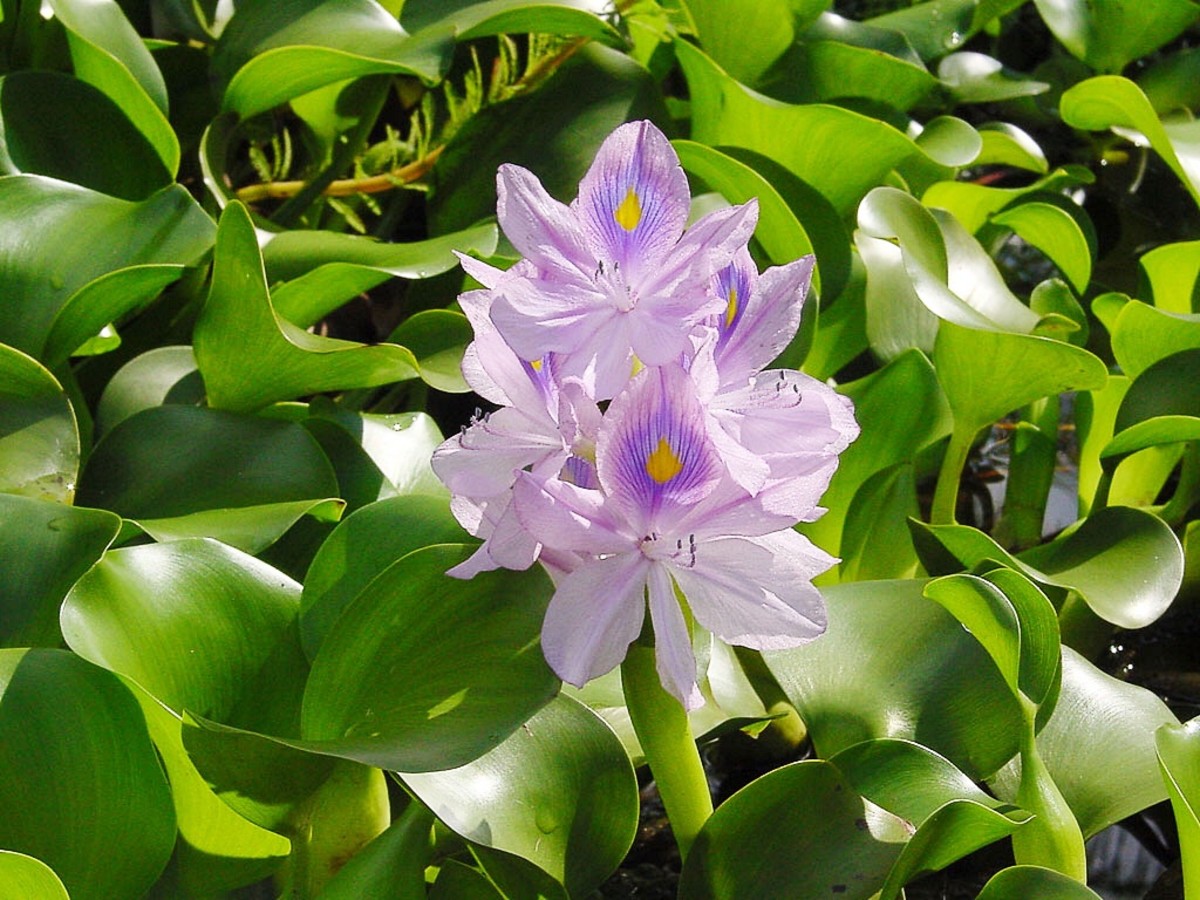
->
[{"left": 542, "top": 553, "right": 650, "bottom": 687}]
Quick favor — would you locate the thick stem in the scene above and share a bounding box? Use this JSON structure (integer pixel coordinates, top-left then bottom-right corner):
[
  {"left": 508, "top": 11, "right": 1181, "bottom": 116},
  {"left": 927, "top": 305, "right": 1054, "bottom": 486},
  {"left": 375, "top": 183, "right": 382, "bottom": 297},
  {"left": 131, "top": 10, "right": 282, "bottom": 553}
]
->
[
  {"left": 235, "top": 146, "right": 444, "bottom": 203},
  {"left": 621, "top": 642, "right": 713, "bottom": 860},
  {"left": 931, "top": 428, "right": 975, "bottom": 526}
]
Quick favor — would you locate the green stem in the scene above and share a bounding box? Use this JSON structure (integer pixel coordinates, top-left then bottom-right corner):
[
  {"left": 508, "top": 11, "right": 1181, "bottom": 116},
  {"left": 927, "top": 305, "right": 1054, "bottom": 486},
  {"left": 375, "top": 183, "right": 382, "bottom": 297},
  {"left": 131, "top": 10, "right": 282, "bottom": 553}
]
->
[
  {"left": 931, "top": 428, "right": 975, "bottom": 525},
  {"left": 621, "top": 642, "right": 713, "bottom": 860},
  {"left": 1011, "top": 698, "right": 1087, "bottom": 881},
  {"left": 1160, "top": 442, "right": 1200, "bottom": 528}
]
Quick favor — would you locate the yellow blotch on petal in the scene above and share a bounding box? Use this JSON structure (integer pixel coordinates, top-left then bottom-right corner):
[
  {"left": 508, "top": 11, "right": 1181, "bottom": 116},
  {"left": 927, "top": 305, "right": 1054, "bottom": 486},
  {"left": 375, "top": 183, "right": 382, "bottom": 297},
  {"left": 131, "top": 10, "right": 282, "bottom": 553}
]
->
[
  {"left": 645, "top": 437, "right": 684, "bottom": 484},
  {"left": 529, "top": 358, "right": 543, "bottom": 371},
  {"left": 614, "top": 187, "right": 642, "bottom": 231},
  {"left": 724, "top": 286, "right": 739, "bottom": 328}
]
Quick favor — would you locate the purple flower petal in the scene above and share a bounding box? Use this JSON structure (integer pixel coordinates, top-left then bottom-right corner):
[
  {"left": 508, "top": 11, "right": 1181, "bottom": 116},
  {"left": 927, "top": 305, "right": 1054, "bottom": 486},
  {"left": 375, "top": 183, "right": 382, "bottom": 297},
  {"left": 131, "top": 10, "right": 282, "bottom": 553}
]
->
[
  {"left": 714, "top": 255, "right": 814, "bottom": 384},
  {"left": 647, "top": 564, "right": 703, "bottom": 709},
  {"left": 597, "top": 365, "right": 724, "bottom": 535},
  {"left": 574, "top": 120, "right": 691, "bottom": 285},
  {"left": 490, "top": 276, "right": 614, "bottom": 360},
  {"left": 511, "top": 472, "right": 634, "bottom": 555},
  {"left": 541, "top": 552, "right": 650, "bottom": 687},
  {"left": 670, "top": 530, "right": 832, "bottom": 650},
  {"left": 497, "top": 164, "right": 595, "bottom": 278}
]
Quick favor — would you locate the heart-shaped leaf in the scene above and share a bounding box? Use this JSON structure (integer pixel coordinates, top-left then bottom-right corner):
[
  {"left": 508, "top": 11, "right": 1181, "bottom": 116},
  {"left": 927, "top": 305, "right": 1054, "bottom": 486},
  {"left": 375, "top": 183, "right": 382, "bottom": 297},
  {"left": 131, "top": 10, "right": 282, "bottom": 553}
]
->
[
  {"left": 1033, "top": 0, "right": 1200, "bottom": 74},
  {"left": 0, "top": 344, "right": 79, "bottom": 503}
]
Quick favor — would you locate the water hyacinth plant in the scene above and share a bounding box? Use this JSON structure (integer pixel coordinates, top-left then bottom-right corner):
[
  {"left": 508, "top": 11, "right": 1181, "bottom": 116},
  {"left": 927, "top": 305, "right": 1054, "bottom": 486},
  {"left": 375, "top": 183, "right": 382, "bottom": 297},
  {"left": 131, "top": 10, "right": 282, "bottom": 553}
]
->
[{"left": 4, "top": 0, "right": 1200, "bottom": 898}]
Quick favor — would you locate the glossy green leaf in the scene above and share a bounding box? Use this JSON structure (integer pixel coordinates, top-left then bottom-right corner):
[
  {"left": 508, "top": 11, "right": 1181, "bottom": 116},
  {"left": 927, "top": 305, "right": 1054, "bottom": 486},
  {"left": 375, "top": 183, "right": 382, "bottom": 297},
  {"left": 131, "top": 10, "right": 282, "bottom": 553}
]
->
[
  {"left": 839, "top": 462, "right": 921, "bottom": 581},
  {"left": 766, "top": 36, "right": 936, "bottom": 111},
  {"left": 94, "top": 346, "right": 204, "bottom": 436},
  {"left": 1032, "top": 0, "right": 1200, "bottom": 73},
  {"left": 0, "top": 648, "right": 176, "bottom": 900},
  {"left": 803, "top": 350, "right": 952, "bottom": 569},
  {"left": 1107, "top": 296, "right": 1200, "bottom": 378},
  {"left": 977, "top": 866, "right": 1103, "bottom": 899},
  {"left": 402, "top": 695, "right": 638, "bottom": 896},
  {"left": 857, "top": 187, "right": 1041, "bottom": 359},
  {"left": 673, "top": 140, "right": 824, "bottom": 293},
  {"left": 0, "top": 71, "right": 171, "bottom": 199},
  {"left": 213, "top": 0, "right": 451, "bottom": 119},
  {"left": 0, "top": 495, "right": 120, "bottom": 648},
  {"left": 867, "top": 0, "right": 1025, "bottom": 61},
  {"left": 428, "top": 43, "right": 664, "bottom": 234},
  {"left": 1139, "top": 239, "right": 1200, "bottom": 313},
  {"left": 1100, "top": 348, "right": 1200, "bottom": 472},
  {"left": 976, "top": 123, "right": 1050, "bottom": 173},
  {"left": 679, "top": 759, "right": 902, "bottom": 899},
  {"left": 194, "top": 201, "right": 419, "bottom": 412},
  {"left": 264, "top": 223, "right": 499, "bottom": 326},
  {"left": 300, "top": 494, "right": 465, "bottom": 660},
  {"left": 400, "top": 0, "right": 621, "bottom": 44},
  {"left": 1138, "top": 46, "right": 1200, "bottom": 115},
  {"left": 315, "top": 799, "right": 432, "bottom": 899},
  {"left": 1061, "top": 76, "right": 1200, "bottom": 209},
  {"left": 136, "top": 693, "right": 292, "bottom": 895},
  {"left": 990, "top": 647, "right": 1177, "bottom": 837},
  {"left": 991, "top": 202, "right": 1092, "bottom": 293},
  {"left": 766, "top": 578, "right": 1024, "bottom": 779},
  {"left": 0, "top": 851, "right": 70, "bottom": 900},
  {"left": 831, "top": 739, "right": 1032, "bottom": 899},
  {"left": 938, "top": 51, "right": 1049, "bottom": 103},
  {"left": 0, "top": 176, "right": 214, "bottom": 360},
  {"left": 430, "top": 860, "right": 504, "bottom": 899},
  {"left": 0, "top": 344, "right": 78, "bottom": 503},
  {"left": 47, "top": 0, "right": 179, "bottom": 174},
  {"left": 387, "top": 309, "right": 473, "bottom": 393},
  {"left": 42, "top": 265, "right": 188, "bottom": 370},
  {"left": 922, "top": 167, "right": 1093, "bottom": 234},
  {"left": 1157, "top": 716, "right": 1200, "bottom": 899},
  {"left": 913, "top": 506, "right": 1183, "bottom": 629},
  {"left": 680, "top": 0, "right": 800, "bottom": 87},
  {"left": 77, "top": 405, "right": 341, "bottom": 554},
  {"left": 301, "top": 543, "right": 558, "bottom": 771},
  {"left": 934, "top": 320, "right": 1108, "bottom": 436},
  {"left": 676, "top": 39, "right": 946, "bottom": 216}
]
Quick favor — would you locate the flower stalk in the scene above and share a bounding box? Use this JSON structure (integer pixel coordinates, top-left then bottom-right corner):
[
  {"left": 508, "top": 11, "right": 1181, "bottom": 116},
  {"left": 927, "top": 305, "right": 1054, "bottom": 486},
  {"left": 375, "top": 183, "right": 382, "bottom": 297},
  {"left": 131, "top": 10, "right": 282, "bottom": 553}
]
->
[
  {"left": 235, "top": 146, "right": 444, "bottom": 203},
  {"left": 621, "top": 639, "right": 713, "bottom": 860}
]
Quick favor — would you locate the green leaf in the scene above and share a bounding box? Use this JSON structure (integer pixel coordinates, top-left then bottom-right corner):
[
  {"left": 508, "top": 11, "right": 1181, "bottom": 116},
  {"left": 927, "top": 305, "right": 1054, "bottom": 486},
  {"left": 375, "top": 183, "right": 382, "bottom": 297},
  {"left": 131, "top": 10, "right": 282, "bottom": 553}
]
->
[
  {"left": 1139, "top": 239, "right": 1200, "bottom": 313},
  {"left": 990, "top": 202, "right": 1092, "bottom": 293},
  {"left": 0, "top": 648, "right": 176, "bottom": 900},
  {"left": 402, "top": 695, "right": 638, "bottom": 896},
  {"left": 430, "top": 860, "right": 504, "bottom": 899},
  {"left": 300, "top": 494, "right": 466, "bottom": 660},
  {"left": 867, "top": 0, "right": 1026, "bottom": 62},
  {"left": 47, "top": 0, "right": 179, "bottom": 175},
  {"left": 0, "top": 71, "right": 171, "bottom": 199},
  {"left": 42, "top": 265, "right": 189, "bottom": 370},
  {"left": 428, "top": 43, "right": 664, "bottom": 234},
  {"left": 912, "top": 506, "right": 1184, "bottom": 630},
  {"left": 938, "top": 52, "right": 1049, "bottom": 103},
  {"left": 976, "top": 123, "right": 1050, "bottom": 173},
  {"left": 766, "top": 578, "right": 1024, "bottom": 780},
  {"left": 263, "top": 223, "right": 499, "bottom": 325},
  {"left": 922, "top": 167, "right": 1093, "bottom": 234},
  {"left": 0, "top": 495, "right": 120, "bottom": 648},
  {"left": 77, "top": 405, "right": 342, "bottom": 554},
  {"left": 194, "top": 201, "right": 420, "bottom": 412},
  {"left": 387, "top": 309, "right": 474, "bottom": 393},
  {"left": 212, "top": 0, "right": 452, "bottom": 118},
  {"left": 990, "top": 647, "right": 1177, "bottom": 837},
  {"left": 1107, "top": 296, "right": 1200, "bottom": 378},
  {"left": 1061, "top": 76, "right": 1200, "bottom": 209},
  {"left": 764, "top": 35, "right": 937, "bottom": 111},
  {"left": 1138, "top": 46, "right": 1200, "bottom": 115},
  {"left": 301, "top": 544, "right": 559, "bottom": 771},
  {"left": 934, "top": 320, "right": 1108, "bottom": 437},
  {"left": 679, "top": 759, "right": 901, "bottom": 899},
  {"left": 977, "top": 866, "right": 1104, "bottom": 899},
  {"left": 0, "top": 177, "right": 214, "bottom": 360},
  {"left": 802, "top": 350, "right": 951, "bottom": 570},
  {"left": 680, "top": 0, "right": 802, "bottom": 87},
  {"left": 94, "top": 346, "right": 204, "bottom": 436},
  {"left": 0, "top": 851, "right": 70, "bottom": 899},
  {"left": 314, "top": 799, "right": 433, "bottom": 899},
  {"left": 0, "top": 344, "right": 78, "bottom": 503},
  {"left": 1157, "top": 716, "right": 1200, "bottom": 899},
  {"left": 838, "top": 462, "right": 922, "bottom": 581},
  {"left": 675, "top": 39, "right": 947, "bottom": 216},
  {"left": 674, "top": 141, "right": 824, "bottom": 292},
  {"left": 1032, "top": 0, "right": 1200, "bottom": 73},
  {"left": 400, "top": 0, "right": 621, "bottom": 43},
  {"left": 831, "top": 739, "right": 1032, "bottom": 899}
]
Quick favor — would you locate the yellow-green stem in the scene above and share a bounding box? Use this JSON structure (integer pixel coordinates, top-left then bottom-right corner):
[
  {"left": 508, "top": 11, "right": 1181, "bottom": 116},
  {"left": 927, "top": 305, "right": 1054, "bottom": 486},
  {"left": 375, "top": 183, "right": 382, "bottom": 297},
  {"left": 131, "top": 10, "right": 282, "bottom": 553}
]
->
[
  {"left": 236, "top": 146, "right": 444, "bottom": 203},
  {"left": 621, "top": 642, "right": 713, "bottom": 860},
  {"left": 931, "top": 428, "right": 975, "bottom": 525}
]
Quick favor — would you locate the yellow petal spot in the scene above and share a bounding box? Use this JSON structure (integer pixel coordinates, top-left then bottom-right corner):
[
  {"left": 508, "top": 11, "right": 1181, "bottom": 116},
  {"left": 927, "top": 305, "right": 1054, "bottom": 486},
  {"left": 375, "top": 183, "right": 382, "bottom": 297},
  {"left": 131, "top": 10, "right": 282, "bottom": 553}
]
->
[
  {"left": 614, "top": 187, "right": 642, "bottom": 231},
  {"left": 724, "top": 286, "right": 739, "bottom": 328},
  {"left": 645, "top": 437, "right": 683, "bottom": 484},
  {"left": 529, "top": 358, "right": 543, "bottom": 371}
]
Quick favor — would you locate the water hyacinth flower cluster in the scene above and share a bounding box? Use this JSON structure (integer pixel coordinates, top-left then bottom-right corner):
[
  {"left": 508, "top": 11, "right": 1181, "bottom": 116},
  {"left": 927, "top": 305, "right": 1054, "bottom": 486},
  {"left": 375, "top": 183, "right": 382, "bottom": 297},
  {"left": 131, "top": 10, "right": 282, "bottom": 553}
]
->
[{"left": 433, "top": 121, "right": 859, "bottom": 709}]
